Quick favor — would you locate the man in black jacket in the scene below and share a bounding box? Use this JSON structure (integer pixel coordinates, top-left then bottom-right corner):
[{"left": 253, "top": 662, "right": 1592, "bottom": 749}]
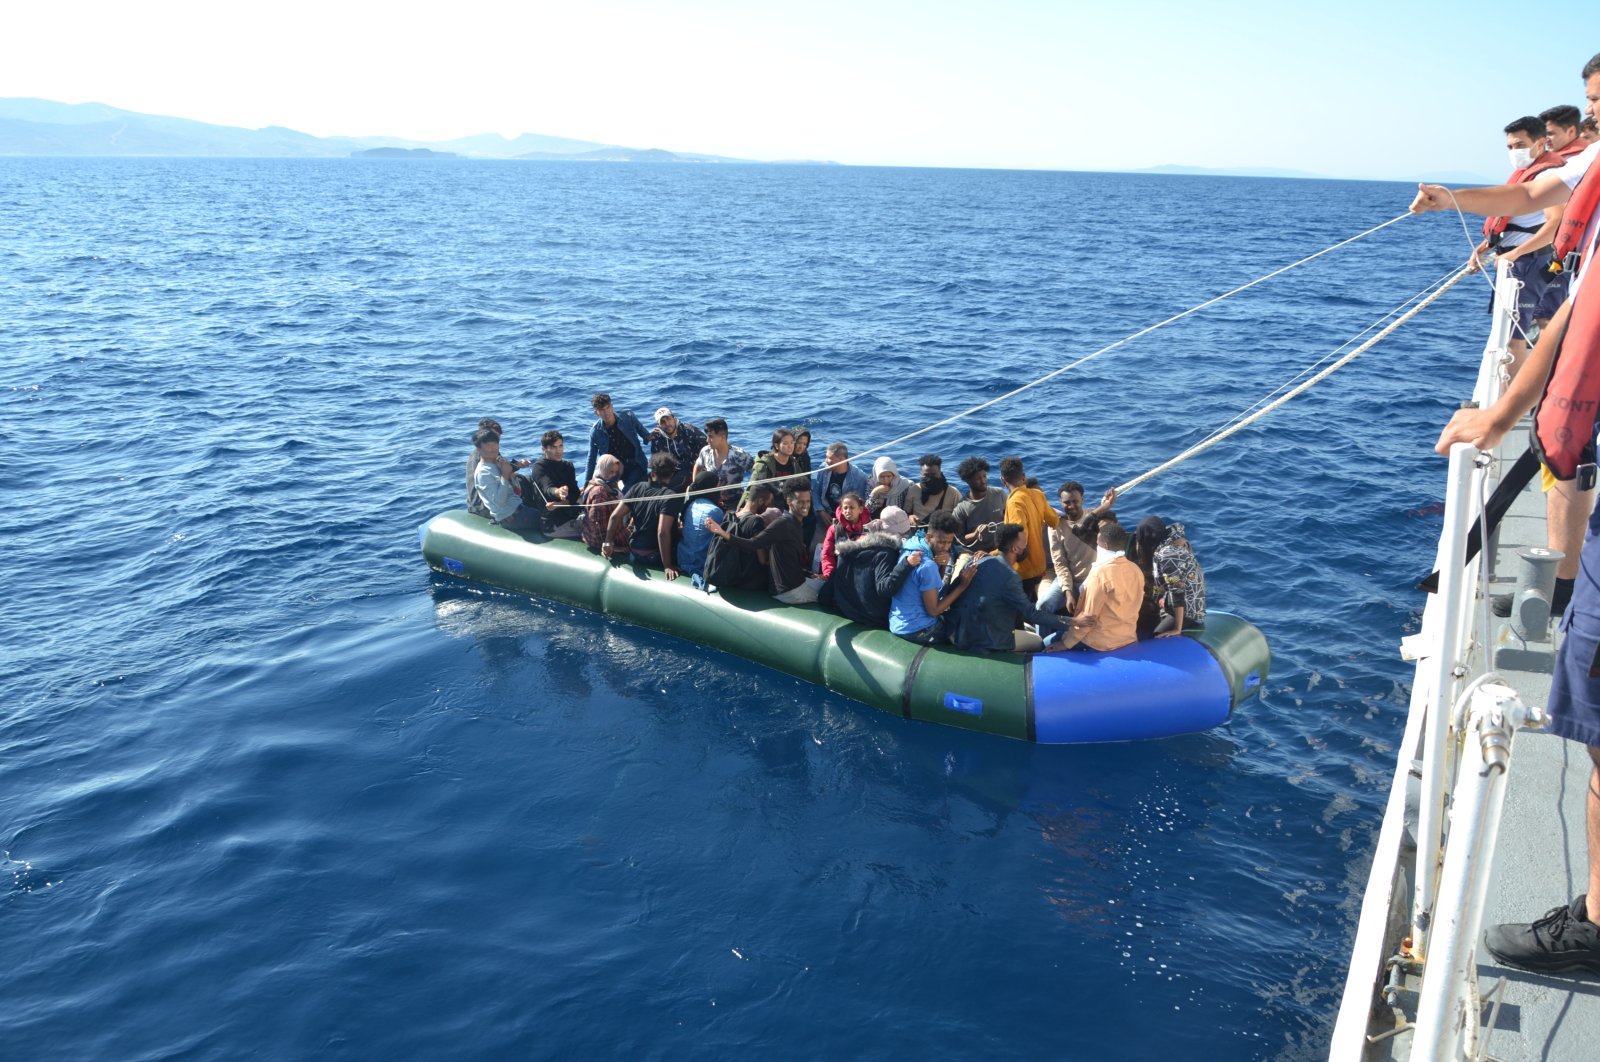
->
[
  {"left": 702, "top": 483, "right": 777, "bottom": 593},
  {"left": 706, "top": 482, "right": 824, "bottom": 603},
  {"left": 529, "top": 430, "right": 582, "bottom": 538},
  {"left": 820, "top": 531, "right": 917, "bottom": 627}
]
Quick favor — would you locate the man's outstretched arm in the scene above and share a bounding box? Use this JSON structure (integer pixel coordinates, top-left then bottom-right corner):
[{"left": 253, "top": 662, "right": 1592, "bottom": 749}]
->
[
  {"left": 1411, "top": 169, "right": 1574, "bottom": 220},
  {"left": 1436, "top": 296, "right": 1574, "bottom": 454}
]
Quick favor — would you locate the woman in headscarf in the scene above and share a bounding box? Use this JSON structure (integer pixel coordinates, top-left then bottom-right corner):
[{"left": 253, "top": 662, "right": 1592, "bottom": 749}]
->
[
  {"left": 1130, "top": 516, "right": 1206, "bottom": 638},
  {"left": 580, "top": 453, "right": 630, "bottom": 552}
]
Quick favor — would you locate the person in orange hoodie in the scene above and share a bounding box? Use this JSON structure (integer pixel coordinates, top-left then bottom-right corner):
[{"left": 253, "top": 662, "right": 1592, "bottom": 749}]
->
[
  {"left": 1051, "top": 522, "right": 1143, "bottom": 652},
  {"left": 999, "top": 455, "right": 1060, "bottom": 601}
]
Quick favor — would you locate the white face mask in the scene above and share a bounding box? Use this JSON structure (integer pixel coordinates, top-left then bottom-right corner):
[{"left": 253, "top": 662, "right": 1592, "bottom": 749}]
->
[{"left": 1509, "top": 147, "right": 1534, "bottom": 170}]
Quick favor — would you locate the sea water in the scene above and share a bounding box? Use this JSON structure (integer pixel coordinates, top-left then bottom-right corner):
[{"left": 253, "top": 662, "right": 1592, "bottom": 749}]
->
[{"left": 1, "top": 158, "right": 1483, "bottom": 1058}]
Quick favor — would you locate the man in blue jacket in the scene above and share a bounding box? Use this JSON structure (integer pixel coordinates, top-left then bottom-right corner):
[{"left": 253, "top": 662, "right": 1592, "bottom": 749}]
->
[
  {"left": 945, "top": 524, "right": 1080, "bottom": 653},
  {"left": 584, "top": 392, "right": 653, "bottom": 489},
  {"left": 812, "top": 441, "right": 870, "bottom": 528}
]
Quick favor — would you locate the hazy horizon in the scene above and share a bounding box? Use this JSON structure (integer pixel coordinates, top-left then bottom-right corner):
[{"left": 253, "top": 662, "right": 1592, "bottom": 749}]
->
[{"left": 4, "top": 0, "right": 1593, "bottom": 181}]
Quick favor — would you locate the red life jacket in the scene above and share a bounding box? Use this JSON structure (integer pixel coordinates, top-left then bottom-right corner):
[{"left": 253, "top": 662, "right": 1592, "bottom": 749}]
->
[
  {"left": 1555, "top": 137, "right": 1589, "bottom": 162},
  {"left": 1483, "top": 151, "right": 1569, "bottom": 239},
  {"left": 1551, "top": 152, "right": 1600, "bottom": 273},
  {"left": 1533, "top": 228, "right": 1600, "bottom": 479}
]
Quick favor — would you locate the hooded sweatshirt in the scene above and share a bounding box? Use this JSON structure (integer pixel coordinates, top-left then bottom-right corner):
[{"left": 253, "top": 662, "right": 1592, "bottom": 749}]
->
[{"left": 867, "top": 456, "right": 915, "bottom": 517}]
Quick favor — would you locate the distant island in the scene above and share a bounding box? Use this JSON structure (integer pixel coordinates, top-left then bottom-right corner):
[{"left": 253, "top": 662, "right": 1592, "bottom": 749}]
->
[
  {"left": 352, "top": 147, "right": 459, "bottom": 159},
  {"left": 0, "top": 97, "right": 837, "bottom": 165}
]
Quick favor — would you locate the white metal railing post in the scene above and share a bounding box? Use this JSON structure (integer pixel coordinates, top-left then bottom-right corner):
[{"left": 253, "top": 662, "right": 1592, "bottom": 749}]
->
[
  {"left": 1471, "top": 259, "right": 1519, "bottom": 409},
  {"left": 1409, "top": 444, "right": 1480, "bottom": 961},
  {"left": 1410, "top": 685, "right": 1542, "bottom": 1061},
  {"left": 1329, "top": 247, "right": 1532, "bottom": 1059}
]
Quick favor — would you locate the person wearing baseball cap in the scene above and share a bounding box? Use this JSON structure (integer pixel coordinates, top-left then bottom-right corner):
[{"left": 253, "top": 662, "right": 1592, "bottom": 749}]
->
[{"left": 647, "top": 406, "right": 706, "bottom": 492}]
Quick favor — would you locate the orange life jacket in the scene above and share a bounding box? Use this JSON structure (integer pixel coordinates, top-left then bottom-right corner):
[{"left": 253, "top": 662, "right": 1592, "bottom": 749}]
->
[
  {"left": 1555, "top": 138, "right": 1589, "bottom": 162},
  {"left": 1483, "top": 151, "right": 1569, "bottom": 239},
  {"left": 1550, "top": 152, "right": 1600, "bottom": 274},
  {"left": 1533, "top": 227, "right": 1600, "bottom": 480}
]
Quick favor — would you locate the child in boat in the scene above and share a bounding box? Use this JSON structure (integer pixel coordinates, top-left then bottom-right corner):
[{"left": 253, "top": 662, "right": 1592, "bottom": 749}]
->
[{"left": 819, "top": 492, "right": 868, "bottom": 579}]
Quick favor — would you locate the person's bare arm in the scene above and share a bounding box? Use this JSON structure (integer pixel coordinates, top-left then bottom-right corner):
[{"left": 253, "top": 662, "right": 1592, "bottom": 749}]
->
[
  {"left": 657, "top": 513, "right": 680, "bottom": 579},
  {"left": 1436, "top": 296, "right": 1573, "bottom": 453},
  {"left": 1411, "top": 170, "right": 1573, "bottom": 218},
  {"left": 602, "top": 501, "right": 631, "bottom": 557},
  {"left": 1500, "top": 205, "right": 1565, "bottom": 262}
]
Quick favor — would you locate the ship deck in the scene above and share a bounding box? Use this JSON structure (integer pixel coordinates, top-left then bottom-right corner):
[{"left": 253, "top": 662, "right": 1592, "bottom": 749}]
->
[{"left": 1355, "top": 419, "right": 1600, "bottom": 1060}]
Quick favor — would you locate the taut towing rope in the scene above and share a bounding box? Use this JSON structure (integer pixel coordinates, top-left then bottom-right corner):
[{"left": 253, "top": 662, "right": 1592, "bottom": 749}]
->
[
  {"left": 1113, "top": 263, "right": 1473, "bottom": 497},
  {"left": 520, "top": 210, "right": 1441, "bottom": 510}
]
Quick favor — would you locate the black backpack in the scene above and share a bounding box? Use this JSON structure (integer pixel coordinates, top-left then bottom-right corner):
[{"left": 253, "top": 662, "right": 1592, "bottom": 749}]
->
[{"left": 703, "top": 513, "right": 769, "bottom": 592}]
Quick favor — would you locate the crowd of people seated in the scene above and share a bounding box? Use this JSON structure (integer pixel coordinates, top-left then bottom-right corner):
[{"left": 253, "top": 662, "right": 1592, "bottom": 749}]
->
[{"left": 464, "top": 395, "right": 1207, "bottom": 655}]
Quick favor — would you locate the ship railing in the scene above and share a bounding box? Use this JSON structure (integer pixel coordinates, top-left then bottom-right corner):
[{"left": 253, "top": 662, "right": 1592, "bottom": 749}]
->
[{"left": 1330, "top": 259, "right": 1546, "bottom": 1060}]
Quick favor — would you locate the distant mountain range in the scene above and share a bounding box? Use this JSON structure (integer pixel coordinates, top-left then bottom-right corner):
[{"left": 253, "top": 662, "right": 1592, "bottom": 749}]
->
[
  {"left": 0, "top": 98, "right": 1499, "bottom": 182},
  {"left": 0, "top": 98, "right": 838, "bottom": 165}
]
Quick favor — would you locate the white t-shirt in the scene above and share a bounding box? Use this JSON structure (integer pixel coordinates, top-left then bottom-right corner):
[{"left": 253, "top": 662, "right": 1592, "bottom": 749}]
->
[{"left": 1559, "top": 141, "right": 1600, "bottom": 294}]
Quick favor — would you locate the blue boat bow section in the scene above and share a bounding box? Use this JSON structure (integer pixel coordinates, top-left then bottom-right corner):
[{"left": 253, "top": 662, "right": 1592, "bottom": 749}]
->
[{"left": 1031, "top": 638, "right": 1236, "bottom": 744}]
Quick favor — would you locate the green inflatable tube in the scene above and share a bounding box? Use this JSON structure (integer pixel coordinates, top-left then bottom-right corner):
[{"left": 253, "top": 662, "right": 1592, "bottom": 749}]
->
[{"left": 419, "top": 511, "right": 1269, "bottom": 744}]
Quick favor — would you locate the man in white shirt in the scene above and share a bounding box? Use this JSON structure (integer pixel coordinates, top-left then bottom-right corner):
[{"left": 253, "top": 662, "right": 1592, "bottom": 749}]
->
[
  {"left": 1428, "top": 50, "right": 1600, "bottom": 977},
  {"left": 1413, "top": 55, "right": 1600, "bottom": 621}
]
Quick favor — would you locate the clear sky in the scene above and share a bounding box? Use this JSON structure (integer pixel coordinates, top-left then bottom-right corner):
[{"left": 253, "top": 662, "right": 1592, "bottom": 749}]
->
[{"left": 4, "top": 0, "right": 1595, "bottom": 178}]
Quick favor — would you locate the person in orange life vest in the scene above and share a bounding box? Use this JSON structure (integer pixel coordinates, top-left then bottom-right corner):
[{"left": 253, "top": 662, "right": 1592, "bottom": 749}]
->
[
  {"left": 1544, "top": 105, "right": 1589, "bottom": 163},
  {"left": 1432, "top": 52, "right": 1600, "bottom": 978},
  {"left": 1413, "top": 53, "right": 1600, "bottom": 618},
  {"left": 1540, "top": 105, "right": 1592, "bottom": 317},
  {"left": 1466, "top": 116, "right": 1566, "bottom": 379},
  {"left": 998, "top": 455, "right": 1059, "bottom": 602}
]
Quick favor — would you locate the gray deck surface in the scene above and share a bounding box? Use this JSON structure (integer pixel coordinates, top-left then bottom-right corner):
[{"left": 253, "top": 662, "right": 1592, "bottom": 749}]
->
[{"left": 1356, "top": 419, "right": 1600, "bottom": 1055}]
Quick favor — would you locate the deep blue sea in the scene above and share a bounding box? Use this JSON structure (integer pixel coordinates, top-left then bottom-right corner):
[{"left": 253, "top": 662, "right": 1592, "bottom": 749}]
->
[{"left": 2, "top": 158, "right": 1486, "bottom": 1059}]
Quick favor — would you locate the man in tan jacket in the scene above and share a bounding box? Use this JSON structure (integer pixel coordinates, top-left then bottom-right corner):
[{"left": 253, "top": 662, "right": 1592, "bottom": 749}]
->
[{"left": 1052, "top": 523, "right": 1142, "bottom": 652}]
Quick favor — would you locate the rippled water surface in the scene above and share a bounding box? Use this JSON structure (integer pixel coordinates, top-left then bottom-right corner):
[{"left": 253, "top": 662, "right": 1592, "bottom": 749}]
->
[{"left": 2, "top": 158, "right": 1486, "bottom": 1058}]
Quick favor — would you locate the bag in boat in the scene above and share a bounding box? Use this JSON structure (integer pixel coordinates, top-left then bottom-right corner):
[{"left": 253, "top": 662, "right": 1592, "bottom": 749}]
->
[{"left": 703, "top": 512, "right": 768, "bottom": 592}]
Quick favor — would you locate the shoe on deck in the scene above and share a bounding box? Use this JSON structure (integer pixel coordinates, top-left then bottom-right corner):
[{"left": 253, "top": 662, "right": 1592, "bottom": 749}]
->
[{"left": 1484, "top": 895, "right": 1600, "bottom": 977}]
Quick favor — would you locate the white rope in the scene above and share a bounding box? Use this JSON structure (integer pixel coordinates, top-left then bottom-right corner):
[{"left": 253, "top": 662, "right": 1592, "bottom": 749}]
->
[
  {"left": 1113, "top": 265, "right": 1473, "bottom": 496},
  {"left": 1178, "top": 262, "right": 1464, "bottom": 454},
  {"left": 1443, "top": 188, "right": 1539, "bottom": 350},
  {"left": 841, "top": 211, "right": 1416, "bottom": 469},
  {"left": 523, "top": 210, "right": 1418, "bottom": 511}
]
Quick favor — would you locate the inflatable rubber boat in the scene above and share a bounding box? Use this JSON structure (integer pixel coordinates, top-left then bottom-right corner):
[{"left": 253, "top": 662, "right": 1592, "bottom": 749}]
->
[{"left": 419, "top": 510, "right": 1270, "bottom": 744}]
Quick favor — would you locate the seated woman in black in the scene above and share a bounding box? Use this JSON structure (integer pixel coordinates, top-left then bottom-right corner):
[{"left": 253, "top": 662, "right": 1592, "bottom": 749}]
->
[{"left": 1129, "top": 516, "right": 1206, "bottom": 638}]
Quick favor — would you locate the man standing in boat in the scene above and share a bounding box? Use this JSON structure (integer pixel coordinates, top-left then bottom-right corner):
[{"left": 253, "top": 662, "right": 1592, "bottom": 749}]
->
[
  {"left": 647, "top": 407, "right": 706, "bottom": 492},
  {"left": 999, "top": 456, "right": 1059, "bottom": 601},
  {"left": 1430, "top": 51, "right": 1600, "bottom": 976},
  {"left": 1414, "top": 60, "right": 1600, "bottom": 624},
  {"left": 584, "top": 392, "right": 653, "bottom": 490}
]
